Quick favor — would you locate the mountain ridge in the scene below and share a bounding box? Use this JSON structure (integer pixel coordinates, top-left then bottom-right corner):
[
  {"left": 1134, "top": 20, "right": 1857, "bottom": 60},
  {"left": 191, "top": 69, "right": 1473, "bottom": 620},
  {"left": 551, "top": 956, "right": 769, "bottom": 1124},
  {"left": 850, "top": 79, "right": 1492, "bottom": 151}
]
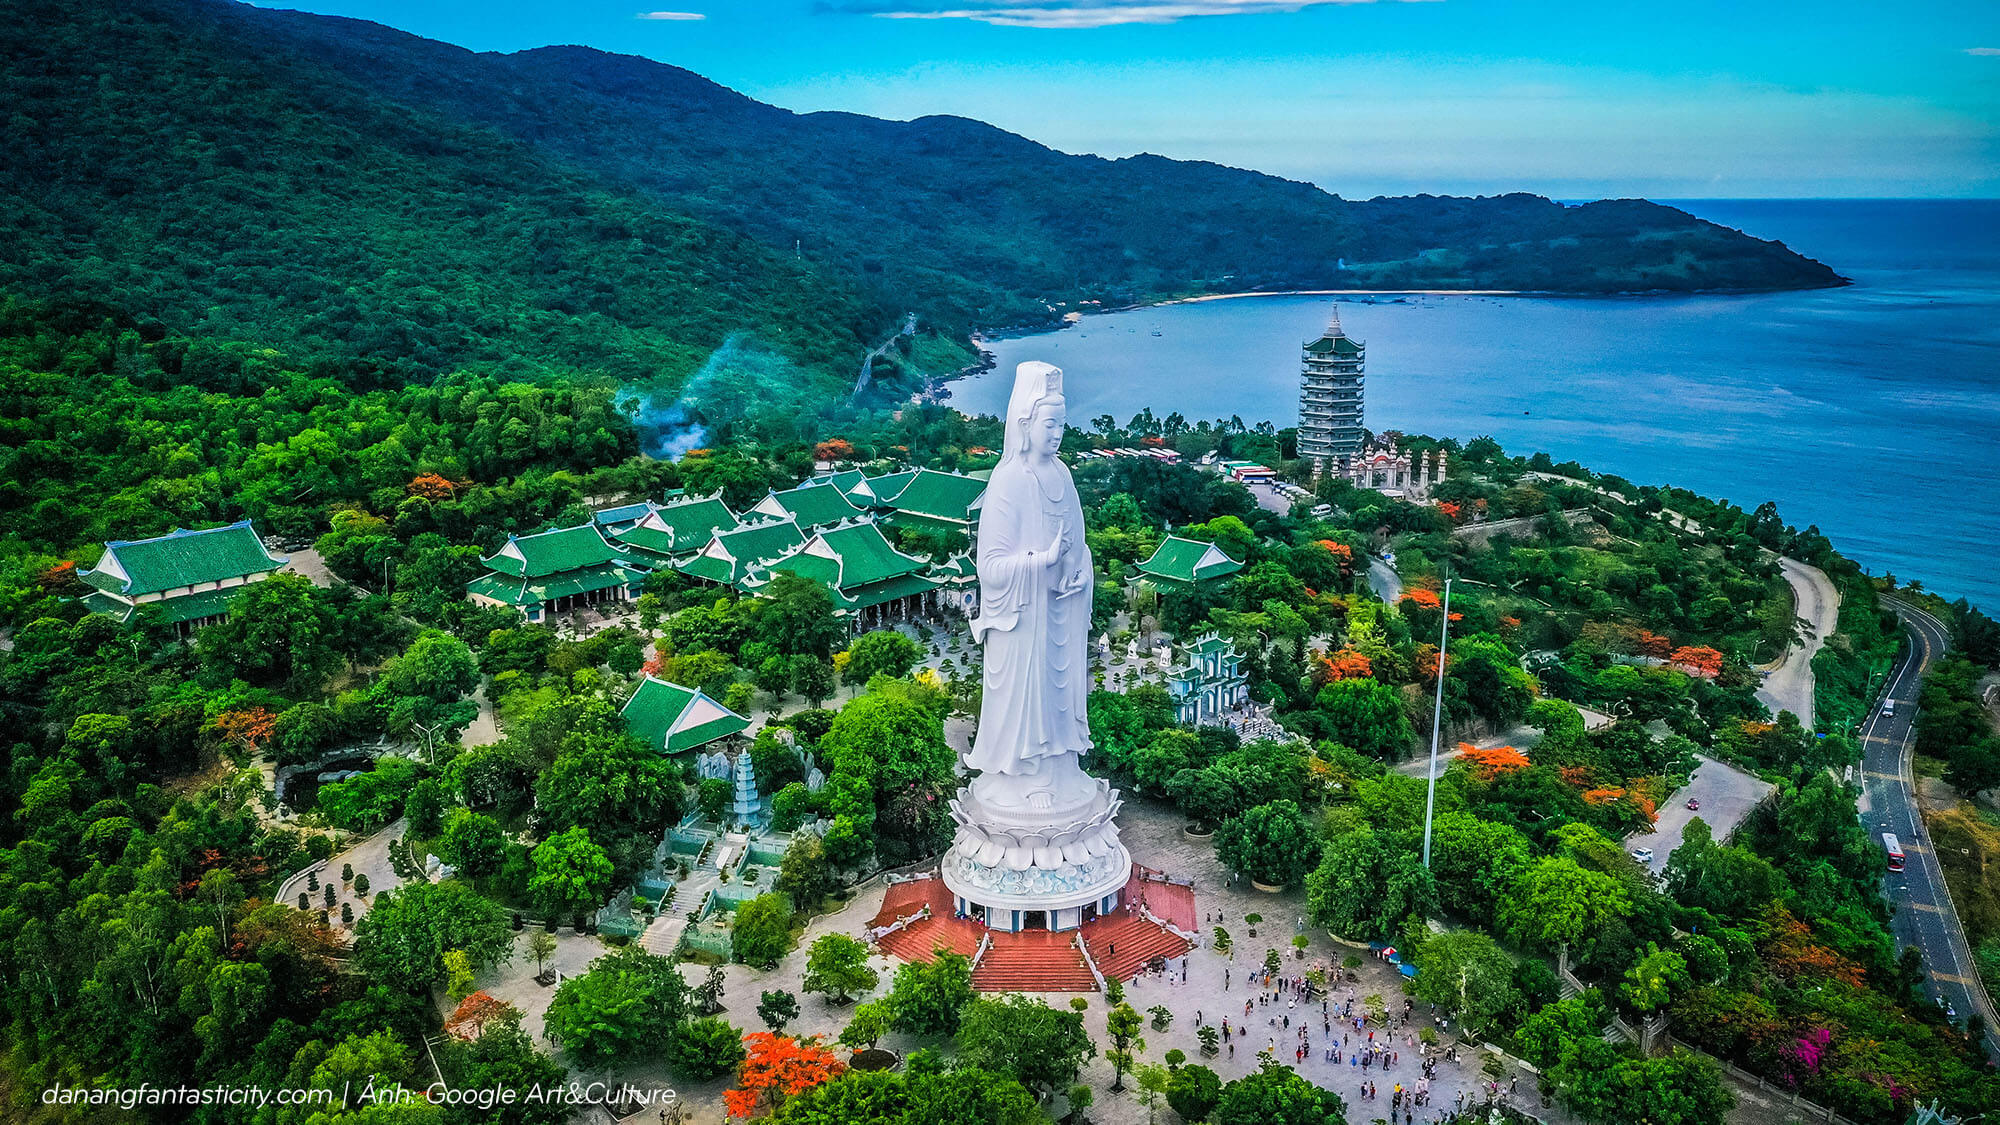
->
[{"left": 0, "top": 0, "right": 1844, "bottom": 399}]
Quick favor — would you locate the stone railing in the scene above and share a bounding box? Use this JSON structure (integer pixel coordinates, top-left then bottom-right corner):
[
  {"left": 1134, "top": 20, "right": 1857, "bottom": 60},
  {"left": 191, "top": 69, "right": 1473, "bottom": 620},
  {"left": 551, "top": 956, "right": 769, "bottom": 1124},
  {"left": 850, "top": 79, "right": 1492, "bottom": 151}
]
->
[
  {"left": 1138, "top": 902, "right": 1201, "bottom": 946},
  {"left": 1075, "top": 934, "right": 1107, "bottom": 992},
  {"left": 862, "top": 905, "right": 929, "bottom": 944},
  {"left": 1665, "top": 1036, "right": 1860, "bottom": 1125},
  {"left": 972, "top": 931, "right": 993, "bottom": 969}
]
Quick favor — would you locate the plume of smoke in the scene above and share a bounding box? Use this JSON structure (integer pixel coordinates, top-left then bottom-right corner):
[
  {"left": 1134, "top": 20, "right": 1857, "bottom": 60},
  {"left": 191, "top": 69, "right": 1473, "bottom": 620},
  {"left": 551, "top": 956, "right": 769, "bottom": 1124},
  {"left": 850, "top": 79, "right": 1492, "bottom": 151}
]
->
[{"left": 624, "top": 335, "right": 818, "bottom": 459}]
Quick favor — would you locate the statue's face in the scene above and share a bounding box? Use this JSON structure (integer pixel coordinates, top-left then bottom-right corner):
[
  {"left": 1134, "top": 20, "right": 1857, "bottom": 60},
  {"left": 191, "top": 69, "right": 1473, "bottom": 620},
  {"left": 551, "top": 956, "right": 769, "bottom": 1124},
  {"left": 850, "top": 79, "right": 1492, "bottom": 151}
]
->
[{"left": 1030, "top": 399, "right": 1065, "bottom": 459}]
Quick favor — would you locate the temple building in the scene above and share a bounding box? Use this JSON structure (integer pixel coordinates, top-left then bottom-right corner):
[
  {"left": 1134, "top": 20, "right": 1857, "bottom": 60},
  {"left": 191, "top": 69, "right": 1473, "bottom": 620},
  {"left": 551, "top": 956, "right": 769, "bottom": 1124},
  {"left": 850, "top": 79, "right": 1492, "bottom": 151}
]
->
[
  {"left": 748, "top": 479, "right": 869, "bottom": 529},
  {"left": 1296, "top": 308, "right": 1366, "bottom": 465},
  {"left": 745, "top": 519, "right": 945, "bottom": 629},
  {"left": 863, "top": 468, "right": 988, "bottom": 539},
  {"left": 606, "top": 494, "right": 741, "bottom": 570},
  {"left": 79, "top": 520, "right": 289, "bottom": 635},
  {"left": 1165, "top": 633, "right": 1250, "bottom": 725},
  {"left": 676, "top": 517, "right": 808, "bottom": 588},
  {"left": 465, "top": 524, "right": 646, "bottom": 623},
  {"left": 1326, "top": 438, "right": 1448, "bottom": 502},
  {"left": 1131, "top": 534, "right": 1245, "bottom": 592},
  {"left": 620, "top": 675, "right": 751, "bottom": 757}
]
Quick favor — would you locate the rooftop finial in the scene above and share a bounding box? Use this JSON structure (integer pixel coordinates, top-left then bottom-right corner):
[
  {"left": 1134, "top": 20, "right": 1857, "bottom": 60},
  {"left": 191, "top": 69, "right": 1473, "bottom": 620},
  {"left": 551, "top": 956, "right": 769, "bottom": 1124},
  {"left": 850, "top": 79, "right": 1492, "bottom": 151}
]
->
[{"left": 1326, "top": 305, "right": 1343, "bottom": 336}]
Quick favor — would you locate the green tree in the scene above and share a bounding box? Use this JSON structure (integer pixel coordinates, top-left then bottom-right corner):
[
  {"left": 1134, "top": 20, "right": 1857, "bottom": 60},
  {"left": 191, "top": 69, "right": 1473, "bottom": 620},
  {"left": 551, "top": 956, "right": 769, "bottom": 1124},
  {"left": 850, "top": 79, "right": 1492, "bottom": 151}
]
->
[
  {"left": 885, "top": 950, "right": 974, "bottom": 1036},
  {"left": 804, "top": 933, "right": 879, "bottom": 1005},
  {"left": 1313, "top": 678, "right": 1415, "bottom": 761},
  {"left": 667, "top": 1016, "right": 745, "bottom": 1080},
  {"left": 198, "top": 572, "right": 341, "bottom": 693},
  {"left": 792, "top": 657, "right": 836, "bottom": 707},
  {"left": 1410, "top": 930, "right": 1518, "bottom": 1038},
  {"left": 955, "top": 994, "right": 1097, "bottom": 1099},
  {"left": 528, "top": 827, "right": 614, "bottom": 920},
  {"left": 760, "top": 572, "right": 847, "bottom": 659},
  {"left": 758, "top": 989, "right": 801, "bottom": 1032},
  {"left": 1212, "top": 1060, "right": 1349, "bottom": 1125},
  {"left": 732, "top": 893, "right": 794, "bottom": 968},
  {"left": 1165, "top": 1064, "right": 1223, "bottom": 1123},
  {"left": 775, "top": 832, "right": 837, "bottom": 912},
  {"left": 1305, "top": 828, "right": 1436, "bottom": 940},
  {"left": 1500, "top": 855, "right": 1633, "bottom": 957},
  {"left": 844, "top": 630, "right": 923, "bottom": 684},
  {"left": 543, "top": 946, "right": 689, "bottom": 1070},
  {"left": 1620, "top": 942, "right": 1691, "bottom": 1014},
  {"left": 440, "top": 809, "right": 507, "bottom": 882},
  {"left": 438, "top": 1010, "right": 569, "bottom": 1125},
  {"left": 1105, "top": 1000, "right": 1146, "bottom": 1092},
  {"left": 354, "top": 880, "right": 513, "bottom": 991},
  {"left": 405, "top": 777, "right": 447, "bottom": 836},
  {"left": 1215, "top": 800, "right": 1321, "bottom": 888},
  {"left": 837, "top": 1001, "right": 893, "bottom": 1050},
  {"left": 379, "top": 629, "right": 480, "bottom": 707}
]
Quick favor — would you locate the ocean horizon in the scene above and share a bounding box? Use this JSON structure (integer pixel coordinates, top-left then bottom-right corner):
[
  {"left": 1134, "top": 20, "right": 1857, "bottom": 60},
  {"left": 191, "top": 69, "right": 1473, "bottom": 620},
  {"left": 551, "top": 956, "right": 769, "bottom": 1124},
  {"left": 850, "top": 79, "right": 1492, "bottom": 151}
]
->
[{"left": 953, "top": 198, "right": 2000, "bottom": 614}]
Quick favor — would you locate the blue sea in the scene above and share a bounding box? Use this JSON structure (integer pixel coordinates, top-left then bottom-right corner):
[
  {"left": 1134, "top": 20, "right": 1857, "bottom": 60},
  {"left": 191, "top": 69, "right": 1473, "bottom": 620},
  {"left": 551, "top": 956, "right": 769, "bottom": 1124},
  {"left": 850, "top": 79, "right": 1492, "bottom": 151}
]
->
[{"left": 956, "top": 200, "right": 2000, "bottom": 613}]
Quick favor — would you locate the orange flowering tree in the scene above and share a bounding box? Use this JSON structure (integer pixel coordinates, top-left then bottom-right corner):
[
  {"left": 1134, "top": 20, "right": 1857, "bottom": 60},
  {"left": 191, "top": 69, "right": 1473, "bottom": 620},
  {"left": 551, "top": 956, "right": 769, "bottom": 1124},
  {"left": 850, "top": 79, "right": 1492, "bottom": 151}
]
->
[
  {"left": 1320, "top": 648, "right": 1373, "bottom": 682},
  {"left": 1436, "top": 500, "right": 1464, "bottom": 524},
  {"left": 813, "top": 438, "right": 854, "bottom": 461},
  {"left": 1313, "top": 539, "right": 1353, "bottom": 562},
  {"left": 445, "top": 992, "right": 518, "bottom": 1040},
  {"left": 1635, "top": 630, "right": 1674, "bottom": 659},
  {"left": 407, "top": 472, "right": 466, "bottom": 502},
  {"left": 209, "top": 707, "right": 277, "bottom": 752},
  {"left": 1558, "top": 765, "right": 1594, "bottom": 788},
  {"left": 1670, "top": 646, "right": 1725, "bottom": 679},
  {"left": 1460, "top": 743, "right": 1530, "bottom": 779},
  {"left": 724, "top": 1032, "right": 845, "bottom": 1117},
  {"left": 1581, "top": 786, "right": 1627, "bottom": 806}
]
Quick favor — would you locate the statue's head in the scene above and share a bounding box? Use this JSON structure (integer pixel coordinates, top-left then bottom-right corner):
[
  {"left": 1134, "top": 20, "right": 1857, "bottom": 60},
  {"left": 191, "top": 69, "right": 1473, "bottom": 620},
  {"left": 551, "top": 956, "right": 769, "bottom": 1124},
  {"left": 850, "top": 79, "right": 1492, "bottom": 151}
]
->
[{"left": 1004, "top": 361, "right": 1066, "bottom": 465}]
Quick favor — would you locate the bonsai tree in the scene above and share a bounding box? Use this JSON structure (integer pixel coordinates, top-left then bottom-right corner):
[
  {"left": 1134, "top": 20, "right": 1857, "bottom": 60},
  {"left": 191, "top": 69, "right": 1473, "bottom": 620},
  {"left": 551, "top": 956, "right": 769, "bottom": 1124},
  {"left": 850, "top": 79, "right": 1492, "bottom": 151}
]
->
[
  {"left": 529, "top": 930, "right": 558, "bottom": 978},
  {"left": 307, "top": 871, "right": 319, "bottom": 891},
  {"left": 1212, "top": 927, "right": 1233, "bottom": 958},
  {"left": 1292, "top": 933, "right": 1309, "bottom": 960},
  {"left": 1197, "top": 1025, "right": 1220, "bottom": 1057},
  {"left": 757, "top": 989, "right": 801, "bottom": 1032},
  {"left": 353, "top": 873, "right": 370, "bottom": 896},
  {"left": 323, "top": 884, "right": 336, "bottom": 908},
  {"left": 1149, "top": 1004, "right": 1174, "bottom": 1032},
  {"left": 1264, "top": 948, "right": 1282, "bottom": 977},
  {"left": 339, "top": 902, "right": 353, "bottom": 925},
  {"left": 342, "top": 862, "right": 353, "bottom": 884},
  {"left": 298, "top": 892, "right": 310, "bottom": 911}
]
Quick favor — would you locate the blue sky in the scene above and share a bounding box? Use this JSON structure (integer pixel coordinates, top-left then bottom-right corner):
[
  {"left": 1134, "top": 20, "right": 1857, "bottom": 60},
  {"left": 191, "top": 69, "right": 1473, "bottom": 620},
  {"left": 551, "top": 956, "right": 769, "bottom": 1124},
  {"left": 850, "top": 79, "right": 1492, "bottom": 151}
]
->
[{"left": 251, "top": 0, "right": 1999, "bottom": 198}]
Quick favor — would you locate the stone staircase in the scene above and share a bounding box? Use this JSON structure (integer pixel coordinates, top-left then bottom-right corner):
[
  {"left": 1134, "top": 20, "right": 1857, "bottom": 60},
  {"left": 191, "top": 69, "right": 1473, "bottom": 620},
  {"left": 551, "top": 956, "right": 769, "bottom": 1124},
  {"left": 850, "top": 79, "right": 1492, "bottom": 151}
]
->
[
  {"left": 970, "top": 930, "right": 1097, "bottom": 992},
  {"left": 1080, "top": 909, "right": 1193, "bottom": 983}
]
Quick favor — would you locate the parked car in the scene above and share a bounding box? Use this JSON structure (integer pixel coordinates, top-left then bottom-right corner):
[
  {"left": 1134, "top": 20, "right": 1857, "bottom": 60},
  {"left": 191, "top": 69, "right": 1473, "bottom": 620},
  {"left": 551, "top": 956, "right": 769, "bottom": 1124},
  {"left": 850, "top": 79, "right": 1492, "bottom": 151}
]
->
[
  {"left": 1630, "top": 847, "right": 1655, "bottom": 865},
  {"left": 1686, "top": 797, "right": 1701, "bottom": 811}
]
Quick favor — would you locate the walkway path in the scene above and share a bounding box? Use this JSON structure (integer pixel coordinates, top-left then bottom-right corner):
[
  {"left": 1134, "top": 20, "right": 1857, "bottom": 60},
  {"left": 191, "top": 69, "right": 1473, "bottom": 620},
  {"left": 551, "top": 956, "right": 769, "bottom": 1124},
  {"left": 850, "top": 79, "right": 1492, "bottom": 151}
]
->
[
  {"left": 275, "top": 816, "right": 412, "bottom": 937},
  {"left": 1864, "top": 602, "right": 1999, "bottom": 1060},
  {"left": 1366, "top": 555, "right": 1403, "bottom": 604},
  {"left": 1754, "top": 558, "right": 1839, "bottom": 728}
]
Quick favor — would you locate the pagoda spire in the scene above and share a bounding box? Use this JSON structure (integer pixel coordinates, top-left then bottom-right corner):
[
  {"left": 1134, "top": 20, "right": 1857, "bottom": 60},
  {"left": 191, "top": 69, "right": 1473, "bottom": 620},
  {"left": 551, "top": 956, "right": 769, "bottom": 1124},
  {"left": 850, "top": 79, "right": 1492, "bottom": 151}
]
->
[{"left": 1325, "top": 306, "right": 1343, "bottom": 336}]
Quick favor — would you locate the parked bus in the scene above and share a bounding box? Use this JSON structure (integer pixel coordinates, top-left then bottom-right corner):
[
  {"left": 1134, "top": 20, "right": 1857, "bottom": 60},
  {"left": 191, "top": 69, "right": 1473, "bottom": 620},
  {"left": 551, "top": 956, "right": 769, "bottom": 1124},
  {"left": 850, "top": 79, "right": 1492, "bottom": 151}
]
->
[{"left": 1883, "top": 833, "right": 1905, "bottom": 873}]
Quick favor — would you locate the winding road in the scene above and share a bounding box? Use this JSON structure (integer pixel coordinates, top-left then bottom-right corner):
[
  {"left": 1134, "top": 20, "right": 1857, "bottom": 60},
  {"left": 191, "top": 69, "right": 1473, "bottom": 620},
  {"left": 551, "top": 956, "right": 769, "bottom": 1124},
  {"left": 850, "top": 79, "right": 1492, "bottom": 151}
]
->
[
  {"left": 1863, "top": 601, "right": 1998, "bottom": 1059},
  {"left": 1754, "top": 558, "right": 1839, "bottom": 728}
]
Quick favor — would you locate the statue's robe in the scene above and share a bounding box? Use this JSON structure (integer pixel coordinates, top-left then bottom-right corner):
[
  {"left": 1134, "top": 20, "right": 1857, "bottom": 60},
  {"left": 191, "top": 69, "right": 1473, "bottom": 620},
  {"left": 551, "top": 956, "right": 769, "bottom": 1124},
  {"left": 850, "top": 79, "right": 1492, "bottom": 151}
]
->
[{"left": 967, "top": 456, "right": 1094, "bottom": 775}]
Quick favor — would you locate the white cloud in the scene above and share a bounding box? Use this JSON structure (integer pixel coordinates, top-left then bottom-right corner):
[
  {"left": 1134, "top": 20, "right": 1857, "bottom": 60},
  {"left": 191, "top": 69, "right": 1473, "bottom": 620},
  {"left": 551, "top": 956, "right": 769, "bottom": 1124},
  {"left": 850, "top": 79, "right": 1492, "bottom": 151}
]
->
[
  {"left": 854, "top": 1, "right": 1394, "bottom": 29},
  {"left": 1965, "top": 47, "right": 2000, "bottom": 56},
  {"left": 636, "top": 10, "right": 706, "bottom": 19}
]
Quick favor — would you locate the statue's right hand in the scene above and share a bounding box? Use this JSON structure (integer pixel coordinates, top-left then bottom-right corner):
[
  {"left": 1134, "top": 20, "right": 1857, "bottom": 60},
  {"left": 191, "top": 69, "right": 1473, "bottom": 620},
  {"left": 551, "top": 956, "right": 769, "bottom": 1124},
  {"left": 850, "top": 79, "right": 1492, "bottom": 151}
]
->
[{"left": 1041, "top": 534, "right": 1065, "bottom": 568}]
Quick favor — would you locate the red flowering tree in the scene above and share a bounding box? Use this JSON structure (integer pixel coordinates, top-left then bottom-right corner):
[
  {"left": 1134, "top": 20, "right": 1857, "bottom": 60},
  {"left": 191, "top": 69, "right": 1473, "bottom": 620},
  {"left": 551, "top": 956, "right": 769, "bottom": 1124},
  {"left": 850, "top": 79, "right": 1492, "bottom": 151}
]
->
[
  {"left": 1437, "top": 500, "right": 1464, "bottom": 524},
  {"left": 1670, "top": 646, "right": 1725, "bottom": 679},
  {"left": 1461, "top": 743, "right": 1530, "bottom": 779},
  {"left": 724, "top": 1032, "right": 845, "bottom": 1117},
  {"left": 445, "top": 992, "right": 519, "bottom": 1040},
  {"left": 1320, "top": 648, "right": 1374, "bottom": 682},
  {"left": 407, "top": 472, "right": 466, "bottom": 502},
  {"left": 814, "top": 439, "right": 854, "bottom": 461},
  {"left": 209, "top": 707, "right": 277, "bottom": 752}
]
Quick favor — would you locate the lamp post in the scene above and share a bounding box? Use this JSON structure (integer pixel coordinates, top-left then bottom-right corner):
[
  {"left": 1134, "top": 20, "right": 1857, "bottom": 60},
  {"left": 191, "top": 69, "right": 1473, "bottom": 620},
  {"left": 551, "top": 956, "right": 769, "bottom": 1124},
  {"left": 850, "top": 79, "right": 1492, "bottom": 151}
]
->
[{"left": 1421, "top": 578, "right": 1453, "bottom": 869}]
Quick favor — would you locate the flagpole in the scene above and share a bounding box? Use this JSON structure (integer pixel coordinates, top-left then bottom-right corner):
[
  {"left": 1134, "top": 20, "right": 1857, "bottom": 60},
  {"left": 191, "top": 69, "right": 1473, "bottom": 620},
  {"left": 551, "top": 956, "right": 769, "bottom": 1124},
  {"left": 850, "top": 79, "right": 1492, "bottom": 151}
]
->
[{"left": 1421, "top": 578, "right": 1453, "bottom": 869}]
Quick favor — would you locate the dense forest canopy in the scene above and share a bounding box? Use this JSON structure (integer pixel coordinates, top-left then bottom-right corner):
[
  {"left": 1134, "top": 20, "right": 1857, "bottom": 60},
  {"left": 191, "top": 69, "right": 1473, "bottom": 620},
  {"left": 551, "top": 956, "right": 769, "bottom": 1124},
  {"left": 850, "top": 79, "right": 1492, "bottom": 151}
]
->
[{"left": 0, "top": 0, "right": 1841, "bottom": 406}]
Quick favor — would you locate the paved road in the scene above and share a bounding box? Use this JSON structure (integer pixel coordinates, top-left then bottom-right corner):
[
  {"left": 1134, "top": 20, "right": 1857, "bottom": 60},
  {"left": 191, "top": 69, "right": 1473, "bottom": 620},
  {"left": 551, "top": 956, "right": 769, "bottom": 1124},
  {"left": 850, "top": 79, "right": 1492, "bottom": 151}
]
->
[
  {"left": 1366, "top": 556, "right": 1403, "bottom": 604},
  {"left": 1754, "top": 558, "right": 1839, "bottom": 728},
  {"left": 1863, "top": 602, "right": 1998, "bottom": 1059},
  {"left": 1623, "top": 755, "right": 1773, "bottom": 876}
]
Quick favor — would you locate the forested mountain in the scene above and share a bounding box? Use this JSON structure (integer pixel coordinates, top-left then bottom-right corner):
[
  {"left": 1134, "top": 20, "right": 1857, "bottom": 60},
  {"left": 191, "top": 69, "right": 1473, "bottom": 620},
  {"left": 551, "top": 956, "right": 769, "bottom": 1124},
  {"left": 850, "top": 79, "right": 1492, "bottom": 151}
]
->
[{"left": 1, "top": 0, "right": 1839, "bottom": 396}]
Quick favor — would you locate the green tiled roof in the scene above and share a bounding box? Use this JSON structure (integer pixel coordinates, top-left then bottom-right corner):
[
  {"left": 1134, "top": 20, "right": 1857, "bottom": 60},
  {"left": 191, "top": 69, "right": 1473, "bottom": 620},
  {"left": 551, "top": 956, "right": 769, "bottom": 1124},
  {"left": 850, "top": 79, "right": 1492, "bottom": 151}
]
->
[
  {"left": 825, "top": 469, "right": 867, "bottom": 494},
  {"left": 880, "top": 470, "right": 986, "bottom": 524},
  {"left": 80, "top": 592, "right": 135, "bottom": 621},
  {"left": 842, "top": 572, "right": 941, "bottom": 611},
  {"left": 620, "top": 497, "right": 740, "bottom": 557},
  {"left": 150, "top": 586, "right": 248, "bottom": 625},
  {"left": 1304, "top": 334, "right": 1363, "bottom": 357},
  {"left": 483, "top": 524, "right": 624, "bottom": 579},
  {"left": 859, "top": 470, "right": 916, "bottom": 505},
  {"left": 592, "top": 500, "right": 656, "bottom": 529},
  {"left": 1134, "top": 535, "right": 1245, "bottom": 585},
  {"left": 81, "top": 521, "right": 286, "bottom": 596},
  {"left": 621, "top": 676, "right": 750, "bottom": 754},
  {"left": 467, "top": 563, "right": 643, "bottom": 606},
  {"left": 775, "top": 523, "right": 926, "bottom": 590},
  {"left": 755, "top": 482, "right": 866, "bottom": 528},
  {"left": 676, "top": 519, "right": 805, "bottom": 586}
]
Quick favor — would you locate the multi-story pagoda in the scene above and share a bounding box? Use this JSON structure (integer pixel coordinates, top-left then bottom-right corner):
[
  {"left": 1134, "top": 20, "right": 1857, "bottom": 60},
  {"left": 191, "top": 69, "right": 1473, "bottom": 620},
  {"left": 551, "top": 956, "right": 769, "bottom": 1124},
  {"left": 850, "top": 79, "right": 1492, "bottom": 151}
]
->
[{"left": 1297, "top": 307, "right": 1365, "bottom": 466}]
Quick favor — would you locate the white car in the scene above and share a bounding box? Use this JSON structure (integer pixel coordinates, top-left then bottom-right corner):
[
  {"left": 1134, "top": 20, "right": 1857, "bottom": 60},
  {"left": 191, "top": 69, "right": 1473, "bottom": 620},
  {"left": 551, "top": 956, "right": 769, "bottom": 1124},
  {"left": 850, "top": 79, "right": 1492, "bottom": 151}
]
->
[{"left": 1630, "top": 848, "right": 1655, "bottom": 865}]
